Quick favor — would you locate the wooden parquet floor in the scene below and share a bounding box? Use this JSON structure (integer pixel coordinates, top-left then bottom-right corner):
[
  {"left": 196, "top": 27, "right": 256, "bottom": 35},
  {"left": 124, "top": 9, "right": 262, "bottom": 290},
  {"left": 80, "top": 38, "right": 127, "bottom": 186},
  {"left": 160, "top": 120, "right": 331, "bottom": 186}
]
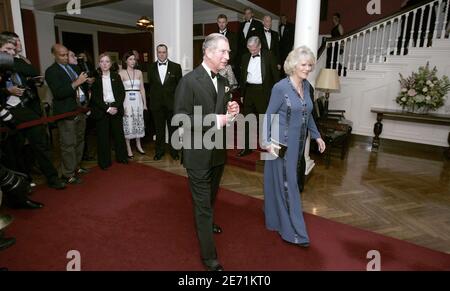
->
[{"left": 35, "top": 134, "right": 450, "bottom": 254}]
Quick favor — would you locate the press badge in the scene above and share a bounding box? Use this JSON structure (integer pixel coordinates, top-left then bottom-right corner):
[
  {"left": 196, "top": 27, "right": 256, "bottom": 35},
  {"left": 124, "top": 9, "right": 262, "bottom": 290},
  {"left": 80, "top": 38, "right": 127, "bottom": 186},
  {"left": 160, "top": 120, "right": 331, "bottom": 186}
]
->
[{"left": 129, "top": 92, "right": 136, "bottom": 101}]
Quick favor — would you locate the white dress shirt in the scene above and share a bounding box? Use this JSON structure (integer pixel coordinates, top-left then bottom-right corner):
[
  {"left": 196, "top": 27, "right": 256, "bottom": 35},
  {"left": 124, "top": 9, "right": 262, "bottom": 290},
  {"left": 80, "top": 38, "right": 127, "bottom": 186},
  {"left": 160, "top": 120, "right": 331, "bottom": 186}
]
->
[
  {"left": 157, "top": 59, "right": 168, "bottom": 84},
  {"left": 246, "top": 53, "right": 263, "bottom": 84},
  {"left": 280, "top": 25, "right": 285, "bottom": 38},
  {"left": 243, "top": 19, "right": 252, "bottom": 38},
  {"left": 264, "top": 28, "right": 272, "bottom": 48},
  {"left": 102, "top": 74, "right": 115, "bottom": 103},
  {"left": 201, "top": 62, "right": 218, "bottom": 93}
]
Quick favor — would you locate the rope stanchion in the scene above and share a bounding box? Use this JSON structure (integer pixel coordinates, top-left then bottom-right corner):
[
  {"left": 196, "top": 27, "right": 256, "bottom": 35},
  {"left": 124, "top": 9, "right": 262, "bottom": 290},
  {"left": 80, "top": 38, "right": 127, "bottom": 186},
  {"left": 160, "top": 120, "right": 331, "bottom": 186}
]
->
[{"left": 0, "top": 107, "right": 90, "bottom": 133}]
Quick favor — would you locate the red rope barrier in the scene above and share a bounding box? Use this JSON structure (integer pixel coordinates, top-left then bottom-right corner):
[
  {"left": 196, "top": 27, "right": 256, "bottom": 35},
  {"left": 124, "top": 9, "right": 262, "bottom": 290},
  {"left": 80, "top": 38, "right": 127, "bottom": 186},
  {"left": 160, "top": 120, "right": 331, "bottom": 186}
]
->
[{"left": 0, "top": 107, "right": 90, "bottom": 132}]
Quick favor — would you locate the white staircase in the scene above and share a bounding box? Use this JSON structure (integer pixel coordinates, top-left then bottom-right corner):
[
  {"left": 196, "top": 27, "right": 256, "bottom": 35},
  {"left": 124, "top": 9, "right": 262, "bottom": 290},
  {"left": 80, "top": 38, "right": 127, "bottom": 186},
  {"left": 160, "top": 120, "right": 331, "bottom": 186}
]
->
[{"left": 317, "top": 0, "right": 450, "bottom": 147}]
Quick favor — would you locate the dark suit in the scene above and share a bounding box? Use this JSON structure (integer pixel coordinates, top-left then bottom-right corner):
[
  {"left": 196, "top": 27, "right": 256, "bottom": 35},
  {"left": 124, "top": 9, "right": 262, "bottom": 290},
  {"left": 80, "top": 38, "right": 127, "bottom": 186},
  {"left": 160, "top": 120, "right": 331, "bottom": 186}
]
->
[
  {"left": 45, "top": 62, "right": 87, "bottom": 178},
  {"left": 240, "top": 50, "right": 279, "bottom": 151},
  {"left": 219, "top": 30, "right": 238, "bottom": 67},
  {"left": 90, "top": 72, "right": 128, "bottom": 169},
  {"left": 174, "top": 64, "right": 228, "bottom": 263},
  {"left": 261, "top": 29, "right": 280, "bottom": 65},
  {"left": 239, "top": 19, "right": 264, "bottom": 54},
  {"left": 148, "top": 60, "right": 182, "bottom": 156},
  {"left": 279, "top": 22, "right": 295, "bottom": 74}
]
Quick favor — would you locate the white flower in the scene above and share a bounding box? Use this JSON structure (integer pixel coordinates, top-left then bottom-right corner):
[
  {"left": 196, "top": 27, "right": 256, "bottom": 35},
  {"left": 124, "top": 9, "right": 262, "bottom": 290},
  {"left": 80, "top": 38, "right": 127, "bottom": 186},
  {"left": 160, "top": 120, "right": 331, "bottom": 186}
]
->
[
  {"left": 426, "top": 80, "right": 432, "bottom": 85},
  {"left": 429, "top": 84, "right": 434, "bottom": 88},
  {"left": 401, "top": 97, "right": 407, "bottom": 102},
  {"left": 225, "top": 86, "right": 230, "bottom": 93},
  {"left": 401, "top": 88, "right": 408, "bottom": 93},
  {"left": 425, "top": 96, "right": 431, "bottom": 101},
  {"left": 422, "top": 87, "right": 428, "bottom": 93}
]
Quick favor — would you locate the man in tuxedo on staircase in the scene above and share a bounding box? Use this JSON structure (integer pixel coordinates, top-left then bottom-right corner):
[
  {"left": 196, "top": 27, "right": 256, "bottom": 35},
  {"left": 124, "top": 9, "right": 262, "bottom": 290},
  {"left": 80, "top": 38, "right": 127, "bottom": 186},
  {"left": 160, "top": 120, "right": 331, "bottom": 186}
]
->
[
  {"left": 217, "top": 14, "right": 239, "bottom": 81},
  {"left": 279, "top": 15, "right": 295, "bottom": 76},
  {"left": 239, "top": 8, "right": 264, "bottom": 58},
  {"left": 174, "top": 33, "right": 240, "bottom": 271},
  {"left": 148, "top": 44, "right": 182, "bottom": 161},
  {"left": 238, "top": 36, "right": 279, "bottom": 157},
  {"left": 261, "top": 15, "right": 281, "bottom": 70}
]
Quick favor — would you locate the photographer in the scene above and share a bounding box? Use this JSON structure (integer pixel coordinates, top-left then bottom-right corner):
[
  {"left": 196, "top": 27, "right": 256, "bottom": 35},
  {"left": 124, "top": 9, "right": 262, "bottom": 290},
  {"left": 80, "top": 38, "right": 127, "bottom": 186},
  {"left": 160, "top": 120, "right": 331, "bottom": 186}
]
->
[
  {"left": 0, "top": 34, "right": 66, "bottom": 198},
  {"left": 0, "top": 73, "right": 16, "bottom": 250}
]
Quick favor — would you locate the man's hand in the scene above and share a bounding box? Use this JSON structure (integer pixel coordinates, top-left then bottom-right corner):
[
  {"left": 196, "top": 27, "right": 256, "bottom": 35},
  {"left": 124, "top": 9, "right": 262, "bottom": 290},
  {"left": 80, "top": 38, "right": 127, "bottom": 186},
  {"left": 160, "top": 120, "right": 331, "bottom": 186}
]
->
[
  {"left": 227, "top": 101, "right": 240, "bottom": 117},
  {"left": 7, "top": 86, "right": 25, "bottom": 97},
  {"left": 73, "top": 72, "right": 89, "bottom": 87}
]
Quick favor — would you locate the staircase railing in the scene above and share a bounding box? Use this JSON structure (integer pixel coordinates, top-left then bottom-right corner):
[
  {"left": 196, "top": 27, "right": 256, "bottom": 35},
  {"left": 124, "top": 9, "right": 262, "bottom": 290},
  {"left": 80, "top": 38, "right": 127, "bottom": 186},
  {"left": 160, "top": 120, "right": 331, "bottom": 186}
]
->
[{"left": 320, "top": 0, "right": 450, "bottom": 76}]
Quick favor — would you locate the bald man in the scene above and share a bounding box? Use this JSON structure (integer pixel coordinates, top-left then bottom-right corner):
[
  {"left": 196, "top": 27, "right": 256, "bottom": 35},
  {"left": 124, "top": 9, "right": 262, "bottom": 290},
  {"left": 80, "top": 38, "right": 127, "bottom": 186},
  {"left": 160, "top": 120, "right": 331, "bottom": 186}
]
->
[{"left": 45, "top": 44, "right": 90, "bottom": 185}]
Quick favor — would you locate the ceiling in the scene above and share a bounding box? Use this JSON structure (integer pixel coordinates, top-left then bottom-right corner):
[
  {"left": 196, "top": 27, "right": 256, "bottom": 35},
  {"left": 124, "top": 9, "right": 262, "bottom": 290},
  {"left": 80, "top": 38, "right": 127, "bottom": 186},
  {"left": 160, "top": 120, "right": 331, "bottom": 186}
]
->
[{"left": 101, "top": 0, "right": 219, "bottom": 18}]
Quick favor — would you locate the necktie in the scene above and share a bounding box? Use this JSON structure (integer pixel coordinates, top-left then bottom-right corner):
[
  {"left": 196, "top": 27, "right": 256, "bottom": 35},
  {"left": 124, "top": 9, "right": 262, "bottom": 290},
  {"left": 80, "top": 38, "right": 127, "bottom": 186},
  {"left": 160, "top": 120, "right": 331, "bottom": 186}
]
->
[
  {"left": 65, "top": 65, "right": 77, "bottom": 81},
  {"left": 211, "top": 71, "right": 217, "bottom": 79},
  {"left": 159, "top": 62, "right": 167, "bottom": 66},
  {"left": 252, "top": 54, "right": 260, "bottom": 58},
  {"left": 220, "top": 30, "right": 227, "bottom": 35}
]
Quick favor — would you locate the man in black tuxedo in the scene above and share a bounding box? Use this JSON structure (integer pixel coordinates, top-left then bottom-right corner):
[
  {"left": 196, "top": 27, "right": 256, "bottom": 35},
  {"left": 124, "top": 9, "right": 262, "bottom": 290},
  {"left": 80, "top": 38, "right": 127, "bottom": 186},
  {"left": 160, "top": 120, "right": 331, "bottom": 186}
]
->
[
  {"left": 279, "top": 15, "right": 295, "bottom": 76},
  {"left": 174, "top": 33, "right": 239, "bottom": 271},
  {"left": 217, "top": 14, "right": 238, "bottom": 69},
  {"left": 148, "top": 44, "right": 182, "bottom": 161},
  {"left": 239, "top": 8, "right": 264, "bottom": 57},
  {"left": 45, "top": 44, "right": 91, "bottom": 185},
  {"left": 261, "top": 15, "right": 281, "bottom": 69},
  {"left": 238, "top": 36, "right": 279, "bottom": 157}
]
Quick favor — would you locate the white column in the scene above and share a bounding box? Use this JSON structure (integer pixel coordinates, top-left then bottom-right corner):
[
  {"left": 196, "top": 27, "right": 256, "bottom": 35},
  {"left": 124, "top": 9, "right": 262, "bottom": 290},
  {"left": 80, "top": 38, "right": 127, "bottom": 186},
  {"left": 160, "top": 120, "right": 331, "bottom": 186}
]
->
[
  {"left": 294, "top": 0, "right": 321, "bottom": 175},
  {"left": 10, "top": 0, "right": 26, "bottom": 57},
  {"left": 34, "top": 11, "right": 56, "bottom": 73},
  {"left": 153, "top": 0, "right": 193, "bottom": 75}
]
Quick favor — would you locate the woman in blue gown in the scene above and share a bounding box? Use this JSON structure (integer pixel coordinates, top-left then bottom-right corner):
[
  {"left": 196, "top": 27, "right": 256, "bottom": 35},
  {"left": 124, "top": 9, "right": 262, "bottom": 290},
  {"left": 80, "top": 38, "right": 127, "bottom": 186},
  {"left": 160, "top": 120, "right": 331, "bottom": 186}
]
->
[{"left": 263, "top": 46, "right": 326, "bottom": 247}]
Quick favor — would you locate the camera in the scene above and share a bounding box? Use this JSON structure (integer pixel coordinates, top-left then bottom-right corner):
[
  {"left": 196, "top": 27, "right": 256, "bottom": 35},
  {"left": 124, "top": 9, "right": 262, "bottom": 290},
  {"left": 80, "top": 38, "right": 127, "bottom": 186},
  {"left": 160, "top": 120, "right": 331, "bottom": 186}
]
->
[
  {"left": 77, "top": 56, "right": 94, "bottom": 78},
  {"left": 0, "top": 52, "right": 14, "bottom": 76}
]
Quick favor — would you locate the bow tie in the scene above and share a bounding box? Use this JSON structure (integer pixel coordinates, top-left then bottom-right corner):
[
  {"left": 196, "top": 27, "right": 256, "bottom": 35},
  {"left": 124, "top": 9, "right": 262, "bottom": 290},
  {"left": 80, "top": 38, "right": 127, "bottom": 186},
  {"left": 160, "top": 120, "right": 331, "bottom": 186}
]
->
[
  {"left": 265, "top": 29, "right": 270, "bottom": 33},
  {"left": 210, "top": 71, "right": 217, "bottom": 79},
  {"left": 245, "top": 20, "right": 251, "bottom": 23},
  {"left": 158, "top": 62, "right": 167, "bottom": 66},
  {"left": 252, "top": 54, "right": 260, "bottom": 58}
]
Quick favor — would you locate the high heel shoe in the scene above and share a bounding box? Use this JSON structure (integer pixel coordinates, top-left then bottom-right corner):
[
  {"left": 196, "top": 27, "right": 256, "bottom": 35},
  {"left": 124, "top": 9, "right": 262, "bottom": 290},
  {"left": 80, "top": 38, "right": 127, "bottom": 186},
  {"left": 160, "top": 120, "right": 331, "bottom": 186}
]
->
[
  {"left": 137, "top": 149, "right": 146, "bottom": 155},
  {"left": 128, "top": 155, "right": 134, "bottom": 159}
]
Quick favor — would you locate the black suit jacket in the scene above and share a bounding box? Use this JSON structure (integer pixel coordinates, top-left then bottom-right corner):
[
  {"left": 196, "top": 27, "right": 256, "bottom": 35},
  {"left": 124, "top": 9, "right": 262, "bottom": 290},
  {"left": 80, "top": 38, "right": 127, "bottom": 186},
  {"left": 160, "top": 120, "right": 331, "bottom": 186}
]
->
[
  {"left": 240, "top": 50, "right": 280, "bottom": 100},
  {"left": 239, "top": 19, "right": 264, "bottom": 52},
  {"left": 89, "top": 71, "right": 125, "bottom": 121},
  {"left": 279, "top": 22, "right": 295, "bottom": 61},
  {"left": 148, "top": 60, "right": 182, "bottom": 111},
  {"left": 174, "top": 65, "right": 229, "bottom": 170},
  {"left": 45, "top": 62, "right": 79, "bottom": 115},
  {"left": 261, "top": 29, "right": 280, "bottom": 64},
  {"left": 221, "top": 30, "right": 238, "bottom": 67}
]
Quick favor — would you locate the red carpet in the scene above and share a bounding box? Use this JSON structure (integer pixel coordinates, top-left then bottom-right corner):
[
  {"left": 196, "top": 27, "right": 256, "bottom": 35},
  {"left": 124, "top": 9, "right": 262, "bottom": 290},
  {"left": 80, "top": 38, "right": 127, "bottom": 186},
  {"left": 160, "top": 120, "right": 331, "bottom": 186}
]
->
[
  {"left": 227, "top": 149, "right": 262, "bottom": 171},
  {"left": 0, "top": 163, "right": 449, "bottom": 271}
]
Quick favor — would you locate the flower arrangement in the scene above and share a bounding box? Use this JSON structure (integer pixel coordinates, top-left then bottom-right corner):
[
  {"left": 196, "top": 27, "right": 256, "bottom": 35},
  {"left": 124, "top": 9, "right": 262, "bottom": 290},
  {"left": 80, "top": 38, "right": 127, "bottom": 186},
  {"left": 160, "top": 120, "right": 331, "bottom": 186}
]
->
[{"left": 396, "top": 63, "right": 450, "bottom": 113}]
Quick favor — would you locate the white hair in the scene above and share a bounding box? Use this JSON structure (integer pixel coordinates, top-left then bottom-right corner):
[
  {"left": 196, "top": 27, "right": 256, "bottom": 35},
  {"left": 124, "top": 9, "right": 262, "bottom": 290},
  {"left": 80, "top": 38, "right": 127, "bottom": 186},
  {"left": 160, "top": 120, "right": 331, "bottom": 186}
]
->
[{"left": 283, "top": 46, "right": 316, "bottom": 76}]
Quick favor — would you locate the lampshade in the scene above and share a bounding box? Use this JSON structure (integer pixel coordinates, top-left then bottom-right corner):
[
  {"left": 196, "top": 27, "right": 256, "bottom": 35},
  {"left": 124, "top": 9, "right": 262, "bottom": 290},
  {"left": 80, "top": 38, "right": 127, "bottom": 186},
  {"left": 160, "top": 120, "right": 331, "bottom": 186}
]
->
[
  {"left": 315, "top": 68, "right": 340, "bottom": 91},
  {"left": 137, "top": 16, "right": 151, "bottom": 24}
]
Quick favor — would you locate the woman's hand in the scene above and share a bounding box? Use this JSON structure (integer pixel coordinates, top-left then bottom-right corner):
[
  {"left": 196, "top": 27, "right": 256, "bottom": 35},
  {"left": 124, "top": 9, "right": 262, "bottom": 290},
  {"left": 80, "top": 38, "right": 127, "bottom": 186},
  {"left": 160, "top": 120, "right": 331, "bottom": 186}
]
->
[
  {"left": 107, "top": 107, "right": 118, "bottom": 115},
  {"left": 316, "top": 138, "right": 326, "bottom": 153},
  {"left": 266, "top": 143, "right": 281, "bottom": 158}
]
